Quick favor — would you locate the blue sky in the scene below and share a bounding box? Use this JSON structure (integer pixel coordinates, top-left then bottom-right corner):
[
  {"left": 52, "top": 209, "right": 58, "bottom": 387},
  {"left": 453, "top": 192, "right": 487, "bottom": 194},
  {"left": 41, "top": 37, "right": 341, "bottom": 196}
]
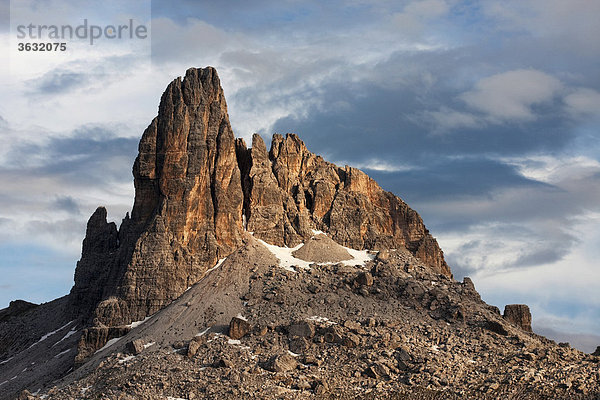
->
[{"left": 0, "top": 0, "right": 599, "bottom": 351}]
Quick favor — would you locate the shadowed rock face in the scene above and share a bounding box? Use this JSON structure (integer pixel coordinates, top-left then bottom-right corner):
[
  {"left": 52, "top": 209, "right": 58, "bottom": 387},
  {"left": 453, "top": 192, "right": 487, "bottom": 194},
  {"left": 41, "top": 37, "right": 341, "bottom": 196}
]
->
[{"left": 69, "top": 67, "right": 451, "bottom": 361}]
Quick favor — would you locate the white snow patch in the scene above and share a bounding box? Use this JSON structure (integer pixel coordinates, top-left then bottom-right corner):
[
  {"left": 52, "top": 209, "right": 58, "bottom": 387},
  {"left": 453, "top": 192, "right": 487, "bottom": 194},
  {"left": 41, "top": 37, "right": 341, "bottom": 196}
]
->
[
  {"left": 118, "top": 355, "right": 136, "bottom": 364},
  {"left": 196, "top": 327, "right": 211, "bottom": 337},
  {"left": 235, "top": 313, "right": 247, "bottom": 321},
  {"left": 0, "top": 356, "right": 13, "bottom": 365},
  {"left": 127, "top": 316, "right": 151, "bottom": 329},
  {"left": 166, "top": 397, "right": 187, "bottom": 400},
  {"left": 53, "top": 328, "right": 78, "bottom": 346},
  {"left": 255, "top": 238, "right": 310, "bottom": 271},
  {"left": 143, "top": 341, "right": 155, "bottom": 349},
  {"left": 54, "top": 349, "right": 72, "bottom": 358},
  {"left": 21, "top": 368, "right": 27, "bottom": 372},
  {"left": 0, "top": 381, "right": 7, "bottom": 387},
  {"left": 311, "top": 229, "right": 326, "bottom": 236},
  {"left": 431, "top": 345, "right": 439, "bottom": 352},
  {"left": 287, "top": 350, "right": 300, "bottom": 357},
  {"left": 81, "top": 385, "right": 91, "bottom": 394},
  {"left": 95, "top": 337, "right": 121, "bottom": 354},
  {"left": 257, "top": 237, "right": 375, "bottom": 271},
  {"left": 206, "top": 257, "right": 227, "bottom": 273},
  {"left": 227, "top": 339, "right": 241, "bottom": 345},
  {"left": 306, "top": 316, "right": 336, "bottom": 325},
  {"left": 340, "top": 247, "right": 376, "bottom": 267},
  {"left": 28, "top": 320, "right": 74, "bottom": 349},
  {"left": 10, "top": 375, "right": 17, "bottom": 380}
]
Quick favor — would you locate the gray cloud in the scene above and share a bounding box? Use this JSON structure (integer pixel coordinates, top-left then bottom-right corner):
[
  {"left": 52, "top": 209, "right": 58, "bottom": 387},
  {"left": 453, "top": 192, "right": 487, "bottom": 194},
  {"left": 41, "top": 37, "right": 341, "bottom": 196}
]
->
[
  {"left": 53, "top": 196, "right": 81, "bottom": 215},
  {"left": 25, "top": 218, "right": 87, "bottom": 246},
  {"left": 4, "top": 125, "right": 138, "bottom": 185},
  {"left": 459, "top": 69, "right": 563, "bottom": 121},
  {"left": 534, "top": 327, "right": 600, "bottom": 354},
  {"left": 32, "top": 71, "right": 89, "bottom": 95}
]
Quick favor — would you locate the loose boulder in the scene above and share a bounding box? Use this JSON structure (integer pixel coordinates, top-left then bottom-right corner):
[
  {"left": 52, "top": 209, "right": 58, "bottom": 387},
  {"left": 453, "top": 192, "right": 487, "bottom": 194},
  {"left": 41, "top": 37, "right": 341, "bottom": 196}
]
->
[
  {"left": 503, "top": 304, "right": 532, "bottom": 332},
  {"left": 229, "top": 317, "right": 251, "bottom": 340},
  {"left": 126, "top": 339, "right": 145, "bottom": 355}
]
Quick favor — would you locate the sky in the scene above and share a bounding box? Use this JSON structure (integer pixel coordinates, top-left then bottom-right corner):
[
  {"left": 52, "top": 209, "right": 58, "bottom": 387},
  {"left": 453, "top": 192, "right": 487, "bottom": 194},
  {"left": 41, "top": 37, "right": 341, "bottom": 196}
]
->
[{"left": 0, "top": 0, "right": 599, "bottom": 352}]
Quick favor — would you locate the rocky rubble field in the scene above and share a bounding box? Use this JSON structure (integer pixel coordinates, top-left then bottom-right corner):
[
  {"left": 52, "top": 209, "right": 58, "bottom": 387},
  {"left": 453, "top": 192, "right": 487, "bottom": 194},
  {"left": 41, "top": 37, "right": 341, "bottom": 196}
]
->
[{"left": 20, "top": 242, "right": 600, "bottom": 399}]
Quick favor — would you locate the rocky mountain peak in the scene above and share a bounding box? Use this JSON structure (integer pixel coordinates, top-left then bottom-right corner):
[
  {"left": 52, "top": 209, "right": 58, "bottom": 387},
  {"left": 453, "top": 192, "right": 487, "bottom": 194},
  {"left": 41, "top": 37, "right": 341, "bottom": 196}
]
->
[{"left": 66, "top": 66, "right": 449, "bottom": 361}]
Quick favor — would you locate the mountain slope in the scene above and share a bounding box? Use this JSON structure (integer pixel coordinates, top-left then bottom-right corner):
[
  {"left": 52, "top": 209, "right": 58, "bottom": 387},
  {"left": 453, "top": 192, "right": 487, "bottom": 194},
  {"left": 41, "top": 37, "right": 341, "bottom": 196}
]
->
[{"left": 19, "top": 235, "right": 600, "bottom": 399}]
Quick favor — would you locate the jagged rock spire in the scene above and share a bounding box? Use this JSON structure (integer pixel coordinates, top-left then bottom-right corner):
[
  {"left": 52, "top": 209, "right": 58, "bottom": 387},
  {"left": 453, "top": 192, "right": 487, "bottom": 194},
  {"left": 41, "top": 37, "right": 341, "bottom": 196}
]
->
[{"left": 70, "top": 67, "right": 244, "bottom": 330}]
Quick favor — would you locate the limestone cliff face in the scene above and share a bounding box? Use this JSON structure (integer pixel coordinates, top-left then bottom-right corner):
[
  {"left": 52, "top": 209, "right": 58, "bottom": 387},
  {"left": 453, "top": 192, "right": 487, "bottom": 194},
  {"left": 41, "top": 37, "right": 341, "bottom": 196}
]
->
[
  {"left": 239, "top": 133, "right": 451, "bottom": 278},
  {"left": 70, "top": 67, "right": 244, "bottom": 328},
  {"left": 69, "top": 67, "right": 450, "bottom": 360}
]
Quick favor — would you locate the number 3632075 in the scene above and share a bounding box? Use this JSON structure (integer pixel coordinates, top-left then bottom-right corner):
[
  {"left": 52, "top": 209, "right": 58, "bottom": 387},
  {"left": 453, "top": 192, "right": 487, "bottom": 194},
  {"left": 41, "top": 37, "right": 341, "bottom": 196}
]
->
[{"left": 17, "top": 42, "right": 67, "bottom": 51}]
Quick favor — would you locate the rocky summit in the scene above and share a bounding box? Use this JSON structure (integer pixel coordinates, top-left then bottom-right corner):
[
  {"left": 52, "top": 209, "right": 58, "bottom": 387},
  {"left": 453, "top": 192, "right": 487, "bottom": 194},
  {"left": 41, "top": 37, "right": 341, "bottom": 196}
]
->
[{"left": 0, "top": 67, "right": 598, "bottom": 400}]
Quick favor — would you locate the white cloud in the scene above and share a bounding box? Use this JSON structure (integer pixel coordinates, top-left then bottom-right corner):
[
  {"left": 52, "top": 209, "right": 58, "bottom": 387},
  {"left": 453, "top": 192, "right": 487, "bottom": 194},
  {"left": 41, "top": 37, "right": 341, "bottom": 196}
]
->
[
  {"left": 391, "top": 0, "right": 449, "bottom": 37},
  {"left": 503, "top": 155, "right": 600, "bottom": 184},
  {"left": 564, "top": 88, "right": 600, "bottom": 117},
  {"left": 332, "top": 158, "right": 417, "bottom": 173},
  {"left": 460, "top": 69, "right": 562, "bottom": 121}
]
